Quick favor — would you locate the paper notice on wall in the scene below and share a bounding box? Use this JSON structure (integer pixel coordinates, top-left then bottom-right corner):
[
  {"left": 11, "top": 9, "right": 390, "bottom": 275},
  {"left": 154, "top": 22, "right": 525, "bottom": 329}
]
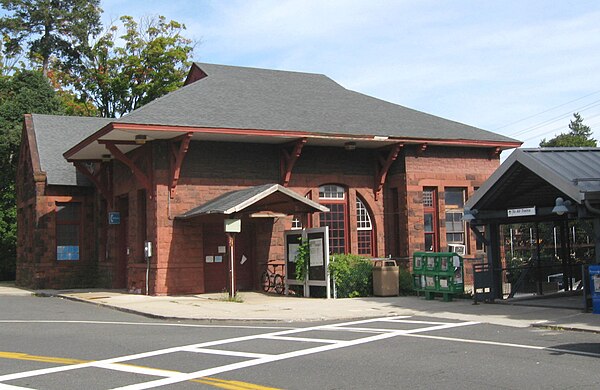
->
[
  {"left": 215, "top": 256, "right": 223, "bottom": 263},
  {"left": 240, "top": 255, "right": 247, "bottom": 265},
  {"left": 205, "top": 256, "right": 214, "bottom": 263},
  {"left": 309, "top": 238, "right": 324, "bottom": 267},
  {"left": 594, "top": 275, "right": 600, "bottom": 293},
  {"left": 288, "top": 243, "right": 299, "bottom": 263}
]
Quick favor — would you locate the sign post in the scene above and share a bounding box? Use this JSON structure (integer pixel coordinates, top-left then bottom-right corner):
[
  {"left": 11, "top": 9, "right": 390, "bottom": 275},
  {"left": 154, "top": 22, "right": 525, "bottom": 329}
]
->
[{"left": 224, "top": 218, "right": 241, "bottom": 299}]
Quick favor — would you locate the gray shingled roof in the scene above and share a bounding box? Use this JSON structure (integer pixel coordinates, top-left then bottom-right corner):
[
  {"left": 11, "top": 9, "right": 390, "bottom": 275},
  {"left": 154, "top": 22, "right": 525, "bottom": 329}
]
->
[
  {"left": 32, "top": 114, "right": 112, "bottom": 185},
  {"left": 466, "top": 148, "right": 600, "bottom": 211},
  {"left": 117, "top": 63, "right": 518, "bottom": 144},
  {"left": 177, "top": 183, "right": 328, "bottom": 219}
]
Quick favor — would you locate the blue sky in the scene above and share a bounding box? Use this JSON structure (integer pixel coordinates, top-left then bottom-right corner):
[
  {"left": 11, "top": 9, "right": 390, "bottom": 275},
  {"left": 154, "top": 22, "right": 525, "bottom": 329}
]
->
[{"left": 101, "top": 0, "right": 600, "bottom": 154}]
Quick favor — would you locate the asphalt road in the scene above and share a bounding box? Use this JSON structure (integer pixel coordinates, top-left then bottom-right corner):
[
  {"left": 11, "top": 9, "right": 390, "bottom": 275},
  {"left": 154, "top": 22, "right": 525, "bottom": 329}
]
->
[{"left": 1, "top": 295, "right": 600, "bottom": 389}]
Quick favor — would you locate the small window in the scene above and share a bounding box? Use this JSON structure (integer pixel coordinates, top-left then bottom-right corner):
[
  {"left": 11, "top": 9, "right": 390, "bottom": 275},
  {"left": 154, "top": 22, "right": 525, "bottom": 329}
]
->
[
  {"left": 291, "top": 215, "right": 302, "bottom": 230},
  {"left": 319, "top": 185, "right": 345, "bottom": 200},
  {"left": 56, "top": 202, "right": 81, "bottom": 261}
]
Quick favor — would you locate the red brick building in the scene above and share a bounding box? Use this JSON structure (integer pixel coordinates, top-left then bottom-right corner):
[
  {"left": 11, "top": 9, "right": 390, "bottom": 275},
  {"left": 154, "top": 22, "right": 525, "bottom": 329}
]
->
[{"left": 16, "top": 63, "right": 521, "bottom": 294}]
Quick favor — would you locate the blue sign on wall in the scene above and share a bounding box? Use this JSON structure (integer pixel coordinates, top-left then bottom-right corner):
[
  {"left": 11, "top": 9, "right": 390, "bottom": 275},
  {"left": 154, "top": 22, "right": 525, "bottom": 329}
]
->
[{"left": 108, "top": 211, "right": 121, "bottom": 225}]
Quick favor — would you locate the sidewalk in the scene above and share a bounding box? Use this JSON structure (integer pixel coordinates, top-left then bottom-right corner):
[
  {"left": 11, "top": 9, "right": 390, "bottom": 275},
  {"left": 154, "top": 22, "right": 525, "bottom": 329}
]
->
[{"left": 2, "top": 282, "right": 600, "bottom": 332}]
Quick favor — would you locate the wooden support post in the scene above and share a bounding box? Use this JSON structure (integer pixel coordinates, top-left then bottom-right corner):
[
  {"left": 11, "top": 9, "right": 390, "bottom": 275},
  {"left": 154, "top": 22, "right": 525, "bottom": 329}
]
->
[
  {"left": 103, "top": 142, "right": 152, "bottom": 193},
  {"left": 374, "top": 143, "right": 402, "bottom": 200},
  {"left": 169, "top": 132, "right": 193, "bottom": 198},
  {"left": 73, "top": 161, "right": 113, "bottom": 208},
  {"left": 280, "top": 138, "right": 307, "bottom": 187}
]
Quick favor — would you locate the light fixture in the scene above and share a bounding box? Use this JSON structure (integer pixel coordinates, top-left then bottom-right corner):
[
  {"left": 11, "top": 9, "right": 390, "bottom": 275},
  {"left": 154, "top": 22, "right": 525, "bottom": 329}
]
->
[
  {"left": 344, "top": 141, "right": 356, "bottom": 151},
  {"left": 552, "top": 197, "right": 571, "bottom": 216},
  {"left": 101, "top": 154, "right": 112, "bottom": 162},
  {"left": 462, "top": 208, "right": 478, "bottom": 222},
  {"left": 135, "top": 135, "right": 147, "bottom": 145}
]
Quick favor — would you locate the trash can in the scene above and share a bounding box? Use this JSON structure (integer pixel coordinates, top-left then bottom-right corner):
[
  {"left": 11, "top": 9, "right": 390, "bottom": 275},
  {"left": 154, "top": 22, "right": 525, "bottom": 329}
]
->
[
  {"left": 589, "top": 265, "right": 600, "bottom": 314},
  {"left": 373, "top": 259, "right": 399, "bottom": 296}
]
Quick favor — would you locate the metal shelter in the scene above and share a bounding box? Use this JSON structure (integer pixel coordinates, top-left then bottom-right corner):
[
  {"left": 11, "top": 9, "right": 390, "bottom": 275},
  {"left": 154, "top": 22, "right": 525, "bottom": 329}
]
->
[{"left": 465, "top": 148, "right": 600, "bottom": 303}]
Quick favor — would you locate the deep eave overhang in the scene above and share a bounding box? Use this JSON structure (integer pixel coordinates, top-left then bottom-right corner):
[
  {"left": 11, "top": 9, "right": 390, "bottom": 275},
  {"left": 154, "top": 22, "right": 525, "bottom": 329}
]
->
[{"left": 63, "top": 122, "right": 522, "bottom": 162}]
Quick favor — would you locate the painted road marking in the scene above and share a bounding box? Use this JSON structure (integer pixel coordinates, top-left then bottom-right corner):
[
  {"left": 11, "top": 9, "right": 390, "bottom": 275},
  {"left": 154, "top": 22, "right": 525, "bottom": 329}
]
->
[
  {"left": 186, "top": 348, "right": 272, "bottom": 359},
  {"left": 263, "top": 335, "right": 341, "bottom": 344},
  {"left": 404, "top": 333, "right": 600, "bottom": 358},
  {"left": 0, "top": 316, "right": 477, "bottom": 389},
  {"left": 0, "top": 320, "right": 293, "bottom": 330},
  {"left": 0, "top": 351, "right": 280, "bottom": 390}
]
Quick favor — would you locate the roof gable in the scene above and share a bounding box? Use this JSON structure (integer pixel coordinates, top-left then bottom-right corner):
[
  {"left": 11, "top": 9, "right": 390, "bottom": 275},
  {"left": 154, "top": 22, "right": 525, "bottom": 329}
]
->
[
  {"left": 466, "top": 148, "right": 600, "bottom": 211},
  {"left": 31, "top": 114, "right": 112, "bottom": 185}
]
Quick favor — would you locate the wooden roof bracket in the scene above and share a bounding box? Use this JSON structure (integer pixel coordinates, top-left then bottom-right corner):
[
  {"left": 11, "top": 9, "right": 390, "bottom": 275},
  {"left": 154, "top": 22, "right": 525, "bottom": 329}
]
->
[
  {"left": 73, "top": 161, "right": 113, "bottom": 208},
  {"left": 489, "top": 146, "right": 501, "bottom": 160},
  {"left": 280, "top": 137, "right": 307, "bottom": 187},
  {"left": 169, "top": 132, "right": 193, "bottom": 198},
  {"left": 102, "top": 142, "right": 152, "bottom": 193},
  {"left": 374, "top": 143, "right": 403, "bottom": 200}
]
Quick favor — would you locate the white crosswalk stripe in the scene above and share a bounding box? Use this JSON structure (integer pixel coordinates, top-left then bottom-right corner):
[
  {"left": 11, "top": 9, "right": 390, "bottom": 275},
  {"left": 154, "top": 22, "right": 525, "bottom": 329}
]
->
[{"left": 0, "top": 316, "right": 479, "bottom": 389}]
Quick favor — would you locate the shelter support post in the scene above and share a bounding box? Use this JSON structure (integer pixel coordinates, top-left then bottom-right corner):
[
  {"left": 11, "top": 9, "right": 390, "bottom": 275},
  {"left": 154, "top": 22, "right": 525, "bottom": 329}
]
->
[
  {"left": 559, "top": 219, "right": 570, "bottom": 291},
  {"left": 487, "top": 222, "right": 502, "bottom": 300},
  {"left": 535, "top": 223, "right": 542, "bottom": 295},
  {"left": 594, "top": 218, "right": 600, "bottom": 264}
]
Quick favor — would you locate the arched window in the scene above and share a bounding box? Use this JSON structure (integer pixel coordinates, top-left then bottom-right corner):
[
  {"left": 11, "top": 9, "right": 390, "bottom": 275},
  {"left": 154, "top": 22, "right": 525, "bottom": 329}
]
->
[
  {"left": 356, "top": 196, "right": 374, "bottom": 256},
  {"left": 318, "top": 185, "right": 347, "bottom": 254}
]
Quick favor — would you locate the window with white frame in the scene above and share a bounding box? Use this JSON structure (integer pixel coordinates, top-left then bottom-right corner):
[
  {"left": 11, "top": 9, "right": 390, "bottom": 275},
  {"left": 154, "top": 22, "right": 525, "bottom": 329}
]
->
[
  {"left": 291, "top": 215, "right": 302, "bottom": 230},
  {"left": 319, "top": 185, "right": 347, "bottom": 254},
  {"left": 356, "top": 197, "right": 373, "bottom": 255},
  {"left": 423, "top": 188, "right": 438, "bottom": 251},
  {"left": 319, "top": 184, "right": 345, "bottom": 200},
  {"left": 444, "top": 188, "right": 465, "bottom": 245}
]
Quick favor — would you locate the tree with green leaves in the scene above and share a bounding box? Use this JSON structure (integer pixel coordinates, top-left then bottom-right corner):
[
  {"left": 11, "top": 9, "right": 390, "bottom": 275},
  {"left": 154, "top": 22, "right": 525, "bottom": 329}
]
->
[
  {"left": 55, "top": 15, "right": 194, "bottom": 118},
  {"left": 0, "top": 70, "right": 64, "bottom": 279},
  {"left": 540, "top": 113, "right": 597, "bottom": 147},
  {"left": 0, "top": 0, "right": 102, "bottom": 76}
]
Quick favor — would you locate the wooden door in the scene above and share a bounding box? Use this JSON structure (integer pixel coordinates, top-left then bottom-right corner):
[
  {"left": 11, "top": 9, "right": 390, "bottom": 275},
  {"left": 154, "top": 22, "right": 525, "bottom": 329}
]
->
[
  {"left": 115, "top": 196, "right": 129, "bottom": 289},
  {"left": 203, "top": 224, "right": 228, "bottom": 293},
  {"left": 235, "top": 230, "right": 254, "bottom": 291}
]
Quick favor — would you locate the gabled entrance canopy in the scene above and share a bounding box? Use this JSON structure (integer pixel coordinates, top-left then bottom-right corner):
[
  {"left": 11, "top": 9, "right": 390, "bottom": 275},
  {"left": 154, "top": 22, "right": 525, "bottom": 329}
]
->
[
  {"left": 176, "top": 183, "right": 329, "bottom": 219},
  {"left": 466, "top": 148, "right": 600, "bottom": 222}
]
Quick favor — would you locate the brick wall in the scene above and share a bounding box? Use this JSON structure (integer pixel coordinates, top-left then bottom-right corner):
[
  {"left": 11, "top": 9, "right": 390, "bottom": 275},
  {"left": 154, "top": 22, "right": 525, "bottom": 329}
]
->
[{"left": 386, "top": 145, "right": 500, "bottom": 284}]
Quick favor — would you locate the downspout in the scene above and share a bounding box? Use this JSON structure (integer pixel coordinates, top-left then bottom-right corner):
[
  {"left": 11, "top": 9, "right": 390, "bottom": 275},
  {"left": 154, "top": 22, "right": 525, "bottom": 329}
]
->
[{"left": 585, "top": 200, "right": 600, "bottom": 215}]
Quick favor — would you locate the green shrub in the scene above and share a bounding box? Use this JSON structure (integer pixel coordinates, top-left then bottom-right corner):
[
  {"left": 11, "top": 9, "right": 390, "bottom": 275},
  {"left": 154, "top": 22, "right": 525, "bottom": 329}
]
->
[
  {"left": 398, "top": 268, "right": 415, "bottom": 295},
  {"left": 329, "top": 254, "right": 373, "bottom": 298}
]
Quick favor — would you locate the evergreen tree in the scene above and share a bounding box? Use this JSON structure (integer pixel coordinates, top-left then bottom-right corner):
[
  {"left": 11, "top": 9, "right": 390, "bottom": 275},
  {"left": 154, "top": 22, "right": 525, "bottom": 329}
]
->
[{"left": 540, "top": 113, "right": 597, "bottom": 147}]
